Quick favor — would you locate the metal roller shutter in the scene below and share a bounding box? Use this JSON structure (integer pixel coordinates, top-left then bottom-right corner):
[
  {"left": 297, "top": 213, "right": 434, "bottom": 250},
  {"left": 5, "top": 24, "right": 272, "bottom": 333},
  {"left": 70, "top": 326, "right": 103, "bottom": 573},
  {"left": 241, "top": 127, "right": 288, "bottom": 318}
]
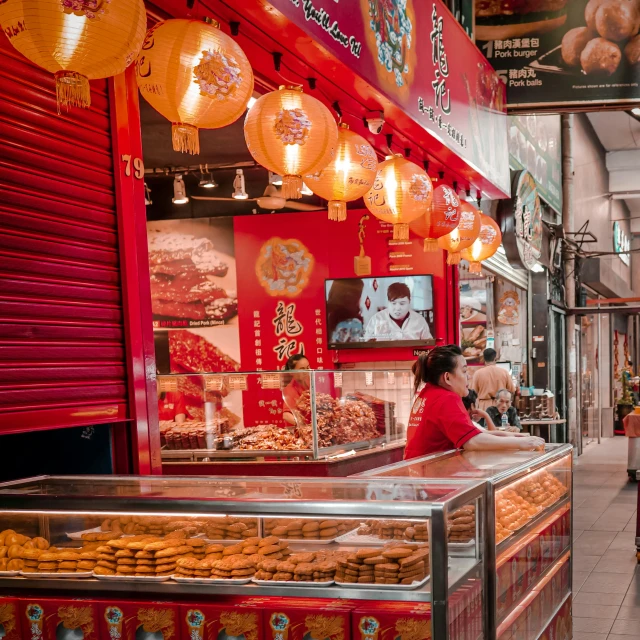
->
[{"left": 0, "top": 34, "right": 128, "bottom": 433}]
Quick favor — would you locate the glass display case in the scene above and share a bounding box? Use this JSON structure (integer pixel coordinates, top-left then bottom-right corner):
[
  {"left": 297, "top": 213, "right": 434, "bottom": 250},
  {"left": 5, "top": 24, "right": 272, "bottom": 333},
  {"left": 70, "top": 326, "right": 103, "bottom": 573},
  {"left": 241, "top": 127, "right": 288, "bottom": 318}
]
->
[
  {"left": 355, "top": 445, "right": 573, "bottom": 640},
  {"left": 157, "top": 369, "right": 412, "bottom": 461},
  {"left": 0, "top": 474, "right": 486, "bottom": 640}
]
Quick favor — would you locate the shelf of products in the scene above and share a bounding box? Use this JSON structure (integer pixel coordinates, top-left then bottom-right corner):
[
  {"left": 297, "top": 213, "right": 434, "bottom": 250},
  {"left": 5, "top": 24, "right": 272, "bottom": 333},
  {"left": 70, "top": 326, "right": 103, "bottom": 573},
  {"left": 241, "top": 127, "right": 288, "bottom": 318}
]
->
[{"left": 157, "top": 369, "right": 410, "bottom": 462}]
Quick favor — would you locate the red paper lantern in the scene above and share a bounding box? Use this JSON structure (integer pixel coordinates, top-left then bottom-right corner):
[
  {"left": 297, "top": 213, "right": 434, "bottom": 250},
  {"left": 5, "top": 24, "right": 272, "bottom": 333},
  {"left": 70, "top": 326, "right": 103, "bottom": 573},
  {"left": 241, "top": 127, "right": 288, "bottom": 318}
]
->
[
  {"left": 410, "top": 183, "right": 461, "bottom": 251},
  {"left": 461, "top": 214, "right": 502, "bottom": 273},
  {"left": 438, "top": 201, "right": 481, "bottom": 265}
]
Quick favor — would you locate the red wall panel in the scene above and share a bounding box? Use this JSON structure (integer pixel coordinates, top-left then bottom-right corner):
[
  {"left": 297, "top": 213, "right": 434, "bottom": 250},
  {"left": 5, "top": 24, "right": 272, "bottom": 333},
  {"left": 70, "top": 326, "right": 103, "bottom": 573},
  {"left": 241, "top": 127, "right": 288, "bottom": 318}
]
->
[{"left": 0, "top": 34, "right": 129, "bottom": 431}]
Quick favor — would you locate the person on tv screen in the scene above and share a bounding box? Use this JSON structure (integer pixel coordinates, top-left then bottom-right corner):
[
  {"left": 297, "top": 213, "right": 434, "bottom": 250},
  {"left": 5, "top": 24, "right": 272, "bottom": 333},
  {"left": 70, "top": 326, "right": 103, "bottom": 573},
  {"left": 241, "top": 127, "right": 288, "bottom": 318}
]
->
[{"left": 364, "top": 282, "right": 432, "bottom": 341}]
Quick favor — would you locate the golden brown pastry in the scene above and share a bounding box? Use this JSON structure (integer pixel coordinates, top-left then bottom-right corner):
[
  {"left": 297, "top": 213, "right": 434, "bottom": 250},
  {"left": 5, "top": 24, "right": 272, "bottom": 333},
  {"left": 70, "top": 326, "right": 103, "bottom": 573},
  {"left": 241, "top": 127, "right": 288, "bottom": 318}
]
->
[
  {"left": 562, "top": 27, "right": 595, "bottom": 66},
  {"left": 581, "top": 37, "right": 621, "bottom": 74}
]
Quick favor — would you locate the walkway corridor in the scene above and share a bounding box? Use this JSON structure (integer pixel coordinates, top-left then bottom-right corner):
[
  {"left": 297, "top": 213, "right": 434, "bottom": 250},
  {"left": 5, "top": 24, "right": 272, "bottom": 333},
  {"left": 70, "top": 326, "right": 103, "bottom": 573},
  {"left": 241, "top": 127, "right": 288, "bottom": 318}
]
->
[{"left": 572, "top": 437, "right": 640, "bottom": 638}]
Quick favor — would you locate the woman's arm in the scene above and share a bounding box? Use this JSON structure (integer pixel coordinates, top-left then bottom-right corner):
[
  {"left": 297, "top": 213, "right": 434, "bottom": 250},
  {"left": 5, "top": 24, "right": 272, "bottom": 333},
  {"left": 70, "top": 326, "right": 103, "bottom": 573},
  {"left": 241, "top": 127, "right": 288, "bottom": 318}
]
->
[
  {"left": 463, "top": 432, "right": 544, "bottom": 451},
  {"left": 283, "top": 411, "right": 296, "bottom": 426}
]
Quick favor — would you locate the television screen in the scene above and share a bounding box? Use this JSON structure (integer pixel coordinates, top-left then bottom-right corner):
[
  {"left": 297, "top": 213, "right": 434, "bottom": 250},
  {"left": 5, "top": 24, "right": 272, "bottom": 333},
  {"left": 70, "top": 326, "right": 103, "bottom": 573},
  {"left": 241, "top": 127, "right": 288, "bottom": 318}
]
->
[{"left": 325, "top": 275, "right": 435, "bottom": 349}]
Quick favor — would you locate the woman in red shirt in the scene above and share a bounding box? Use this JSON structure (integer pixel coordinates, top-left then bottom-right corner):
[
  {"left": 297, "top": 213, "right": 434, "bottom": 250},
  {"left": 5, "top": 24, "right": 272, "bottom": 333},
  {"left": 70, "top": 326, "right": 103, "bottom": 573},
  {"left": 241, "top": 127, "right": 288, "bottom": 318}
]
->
[
  {"left": 157, "top": 390, "right": 187, "bottom": 423},
  {"left": 282, "top": 354, "right": 311, "bottom": 425},
  {"left": 405, "top": 345, "right": 543, "bottom": 459}
]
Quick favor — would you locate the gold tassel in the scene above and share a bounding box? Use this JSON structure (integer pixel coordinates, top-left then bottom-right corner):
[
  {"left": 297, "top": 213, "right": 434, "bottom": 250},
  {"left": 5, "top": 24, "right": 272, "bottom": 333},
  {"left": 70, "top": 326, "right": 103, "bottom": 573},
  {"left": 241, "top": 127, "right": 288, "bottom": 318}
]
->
[
  {"left": 282, "top": 175, "right": 302, "bottom": 199},
  {"left": 447, "top": 251, "right": 461, "bottom": 265},
  {"left": 172, "top": 123, "right": 200, "bottom": 155},
  {"left": 469, "top": 261, "right": 482, "bottom": 273},
  {"left": 55, "top": 71, "right": 90, "bottom": 114},
  {"left": 423, "top": 238, "right": 438, "bottom": 252},
  {"left": 328, "top": 201, "right": 347, "bottom": 221},
  {"left": 393, "top": 223, "right": 409, "bottom": 240}
]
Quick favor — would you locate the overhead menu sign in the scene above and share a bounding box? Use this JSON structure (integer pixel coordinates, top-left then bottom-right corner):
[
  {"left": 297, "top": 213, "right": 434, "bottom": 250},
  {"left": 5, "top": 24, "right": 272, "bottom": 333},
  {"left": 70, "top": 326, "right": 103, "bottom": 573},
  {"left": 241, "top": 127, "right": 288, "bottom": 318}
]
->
[{"left": 476, "top": 0, "right": 640, "bottom": 110}]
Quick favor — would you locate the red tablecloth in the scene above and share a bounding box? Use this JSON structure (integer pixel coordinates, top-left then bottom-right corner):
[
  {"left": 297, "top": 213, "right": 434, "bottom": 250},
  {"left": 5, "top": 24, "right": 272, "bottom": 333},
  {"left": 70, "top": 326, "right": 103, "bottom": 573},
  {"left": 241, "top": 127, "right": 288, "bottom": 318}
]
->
[{"left": 623, "top": 412, "right": 640, "bottom": 437}]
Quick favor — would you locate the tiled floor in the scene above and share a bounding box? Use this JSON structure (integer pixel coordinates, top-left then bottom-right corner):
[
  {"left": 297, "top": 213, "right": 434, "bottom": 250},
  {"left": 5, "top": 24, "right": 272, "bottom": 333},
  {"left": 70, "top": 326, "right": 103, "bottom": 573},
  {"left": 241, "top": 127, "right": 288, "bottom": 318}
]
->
[{"left": 572, "top": 437, "right": 640, "bottom": 639}]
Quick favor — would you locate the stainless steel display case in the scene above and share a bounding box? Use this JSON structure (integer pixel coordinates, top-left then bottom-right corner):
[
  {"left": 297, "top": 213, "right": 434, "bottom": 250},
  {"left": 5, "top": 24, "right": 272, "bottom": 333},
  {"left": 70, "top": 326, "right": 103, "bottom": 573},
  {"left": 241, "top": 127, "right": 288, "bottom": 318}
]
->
[
  {"left": 158, "top": 369, "right": 411, "bottom": 461},
  {"left": 356, "top": 444, "right": 573, "bottom": 640},
  {"left": 0, "top": 474, "right": 486, "bottom": 639}
]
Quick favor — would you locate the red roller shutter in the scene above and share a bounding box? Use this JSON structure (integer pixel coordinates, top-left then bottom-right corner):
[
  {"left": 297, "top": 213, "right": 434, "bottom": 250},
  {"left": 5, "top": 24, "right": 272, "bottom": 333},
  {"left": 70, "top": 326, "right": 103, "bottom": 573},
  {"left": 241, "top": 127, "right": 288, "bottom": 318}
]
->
[{"left": 0, "top": 34, "right": 128, "bottom": 433}]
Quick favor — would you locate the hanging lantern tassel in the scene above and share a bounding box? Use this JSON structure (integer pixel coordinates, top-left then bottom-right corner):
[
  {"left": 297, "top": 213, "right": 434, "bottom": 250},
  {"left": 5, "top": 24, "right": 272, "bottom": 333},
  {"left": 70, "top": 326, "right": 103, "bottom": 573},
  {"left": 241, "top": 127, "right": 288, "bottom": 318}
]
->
[
  {"left": 328, "top": 200, "right": 347, "bottom": 222},
  {"left": 172, "top": 123, "right": 200, "bottom": 155},
  {"left": 468, "top": 260, "right": 483, "bottom": 273},
  {"left": 447, "top": 251, "right": 462, "bottom": 266},
  {"left": 55, "top": 71, "right": 91, "bottom": 114},
  {"left": 423, "top": 238, "right": 439, "bottom": 252},
  {"left": 393, "top": 223, "right": 410, "bottom": 241},
  {"left": 281, "top": 175, "right": 303, "bottom": 200}
]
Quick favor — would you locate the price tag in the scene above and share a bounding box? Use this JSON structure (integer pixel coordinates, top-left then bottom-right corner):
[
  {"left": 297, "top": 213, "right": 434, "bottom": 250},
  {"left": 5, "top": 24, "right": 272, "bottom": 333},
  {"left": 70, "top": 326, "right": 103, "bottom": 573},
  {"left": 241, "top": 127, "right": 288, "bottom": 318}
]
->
[
  {"left": 204, "top": 376, "right": 224, "bottom": 391},
  {"left": 365, "top": 372, "right": 374, "bottom": 386},
  {"left": 227, "top": 374, "right": 248, "bottom": 391},
  {"left": 333, "top": 372, "right": 343, "bottom": 387},
  {"left": 387, "top": 372, "right": 395, "bottom": 385},
  {"left": 158, "top": 377, "right": 178, "bottom": 393},
  {"left": 260, "top": 373, "right": 281, "bottom": 390}
]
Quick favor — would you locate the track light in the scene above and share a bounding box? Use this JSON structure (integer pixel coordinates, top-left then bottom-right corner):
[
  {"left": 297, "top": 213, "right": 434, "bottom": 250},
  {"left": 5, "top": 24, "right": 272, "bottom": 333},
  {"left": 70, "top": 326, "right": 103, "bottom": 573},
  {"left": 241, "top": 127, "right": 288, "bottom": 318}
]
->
[
  {"left": 172, "top": 174, "right": 189, "bottom": 204},
  {"left": 199, "top": 165, "right": 218, "bottom": 189},
  {"left": 269, "top": 171, "right": 283, "bottom": 186},
  {"left": 144, "top": 182, "right": 152, "bottom": 206},
  {"left": 247, "top": 96, "right": 257, "bottom": 110},
  {"left": 232, "top": 169, "right": 248, "bottom": 200},
  {"left": 301, "top": 182, "right": 313, "bottom": 196}
]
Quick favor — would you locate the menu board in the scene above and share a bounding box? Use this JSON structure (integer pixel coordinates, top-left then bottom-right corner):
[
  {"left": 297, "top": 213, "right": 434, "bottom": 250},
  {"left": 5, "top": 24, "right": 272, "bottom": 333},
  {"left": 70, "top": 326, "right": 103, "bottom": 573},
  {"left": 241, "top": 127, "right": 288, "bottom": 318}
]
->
[{"left": 477, "top": 0, "right": 640, "bottom": 110}]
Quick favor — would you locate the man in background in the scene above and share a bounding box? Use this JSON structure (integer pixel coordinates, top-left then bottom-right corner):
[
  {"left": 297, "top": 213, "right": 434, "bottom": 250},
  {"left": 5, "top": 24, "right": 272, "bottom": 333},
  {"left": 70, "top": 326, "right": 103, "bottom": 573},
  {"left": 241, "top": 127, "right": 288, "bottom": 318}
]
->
[
  {"left": 471, "top": 348, "right": 516, "bottom": 410},
  {"left": 365, "top": 282, "right": 432, "bottom": 341},
  {"left": 486, "top": 389, "right": 521, "bottom": 432}
]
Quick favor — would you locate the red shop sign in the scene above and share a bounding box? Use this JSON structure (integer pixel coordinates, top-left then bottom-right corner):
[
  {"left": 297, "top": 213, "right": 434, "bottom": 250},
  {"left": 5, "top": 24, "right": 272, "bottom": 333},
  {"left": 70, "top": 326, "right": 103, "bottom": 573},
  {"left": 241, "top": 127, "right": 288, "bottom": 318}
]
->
[{"left": 262, "top": 0, "right": 510, "bottom": 198}]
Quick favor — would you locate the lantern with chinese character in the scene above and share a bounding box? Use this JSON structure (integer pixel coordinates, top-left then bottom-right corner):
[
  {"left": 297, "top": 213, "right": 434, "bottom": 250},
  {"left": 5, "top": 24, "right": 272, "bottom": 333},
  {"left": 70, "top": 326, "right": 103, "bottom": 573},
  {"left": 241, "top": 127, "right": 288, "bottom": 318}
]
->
[
  {"left": 305, "top": 123, "right": 377, "bottom": 222},
  {"left": 461, "top": 213, "right": 502, "bottom": 273},
  {"left": 438, "top": 201, "right": 481, "bottom": 265},
  {"left": 244, "top": 86, "right": 338, "bottom": 199},
  {"left": 364, "top": 155, "right": 432, "bottom": 240},
  {"left": 0, "top": 0, "right": 146, "bottom": 112},
  {"left": 409, "top": 183, "right": 460, "bottom": 251},
  {"left": 136, "top": 18, "right": 254, "bottom": 155}
]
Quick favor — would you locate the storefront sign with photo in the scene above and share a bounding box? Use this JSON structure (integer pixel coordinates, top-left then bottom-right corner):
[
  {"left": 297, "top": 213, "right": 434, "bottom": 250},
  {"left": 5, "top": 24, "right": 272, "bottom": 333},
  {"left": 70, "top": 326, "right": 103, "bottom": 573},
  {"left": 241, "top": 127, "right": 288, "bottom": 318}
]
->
[
  {"left": 498, "top": 170, "right": 543, "bottom": 271},
  {"left": 477, "top": 0, "right": 640, "bottom": 110},
  {"left": 508, "top": 114, "right": 562, "bottom": 214},
  {"left": 264, "top": 0, "right": 509, "bottom": 196}
]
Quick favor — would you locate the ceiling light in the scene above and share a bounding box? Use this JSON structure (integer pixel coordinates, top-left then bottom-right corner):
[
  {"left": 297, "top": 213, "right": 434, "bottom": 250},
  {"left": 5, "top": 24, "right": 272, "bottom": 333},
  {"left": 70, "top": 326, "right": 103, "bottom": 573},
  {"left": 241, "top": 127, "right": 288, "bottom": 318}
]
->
[
  {"left": 531, "top": 262, "right": 545, "bottom": 273},
  {"left": 497, "top": 245, "right": 506, "bottom": 255},
  {"left": 199, "top": 165, "right": 218, "bottom": 189},
  {"left": 232, "top": 169, "right": 248, "bottom": 200},
  {"left": 172, "top": 174, "right": 189, "bottom": 204},
  {"left": 301, "top": 182, "right": 313, "bottom": 196},
  {"left": 144, "top": 183, "right": 152, "bottom": 206},
  {"left": 247, "top": 96, "right": 257, "bottom": 110},
  {"left": 269, "top": 171, "right": 283, "bottom": 186},
  {"left": 632, "top": 108, "right": 640, "bottom": 116}
]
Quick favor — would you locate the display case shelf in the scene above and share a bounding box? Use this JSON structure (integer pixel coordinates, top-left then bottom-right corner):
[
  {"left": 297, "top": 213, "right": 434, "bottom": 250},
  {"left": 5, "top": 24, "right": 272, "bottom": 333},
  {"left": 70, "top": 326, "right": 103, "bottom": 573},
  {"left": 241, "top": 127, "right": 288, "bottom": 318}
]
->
[{"left": 496, "top": 496, "right": 570, "bottom": 557}]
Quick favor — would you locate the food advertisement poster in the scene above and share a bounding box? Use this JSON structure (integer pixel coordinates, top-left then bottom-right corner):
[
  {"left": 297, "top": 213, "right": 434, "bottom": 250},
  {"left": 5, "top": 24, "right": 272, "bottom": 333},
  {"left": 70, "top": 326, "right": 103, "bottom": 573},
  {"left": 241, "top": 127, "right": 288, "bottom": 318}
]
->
[
  {"left": 509, "top": 114, "right": 562, "bottom": 214},
  {"left": 477, "top": 0, "right": 640, "bottom": 109},
  {"left": 460, "top": 276, "right": 489, "bottom": 366},
  {"left": 263, "top": 0, "right": 509, "bottom": 196}
]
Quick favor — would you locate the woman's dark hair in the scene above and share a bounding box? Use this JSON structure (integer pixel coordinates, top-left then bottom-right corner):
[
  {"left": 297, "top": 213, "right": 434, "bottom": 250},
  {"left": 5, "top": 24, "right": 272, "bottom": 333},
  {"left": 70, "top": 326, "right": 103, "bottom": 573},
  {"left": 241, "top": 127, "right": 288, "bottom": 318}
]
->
[
  {"left": 413, "top": 344, "right": 463, "bottom": 394},
  {"left": 462, "top": 389, "right": 478, "bottom": 411},
  {"left": 284, "top": 354, "right": 308, "bottom": 371},
  {"left": 326, "top": 278, "right": 364, "bottom": 339}
]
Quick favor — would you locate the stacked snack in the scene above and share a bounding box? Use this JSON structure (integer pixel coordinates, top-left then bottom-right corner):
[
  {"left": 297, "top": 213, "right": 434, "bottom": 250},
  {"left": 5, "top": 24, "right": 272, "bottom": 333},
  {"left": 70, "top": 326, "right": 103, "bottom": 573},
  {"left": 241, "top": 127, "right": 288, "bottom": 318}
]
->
[
  {"left": 204, "top": 517, "right": 258, "bottom": 540},
  {"left": 254, "top": 550, "right": 347, "bottom": 582},
  {"left": 335, "top": 544, "right": 429, "bottom": 586},
  {"left": 34, "top": 550, "right": 81, "bottom": 573},
  {"left": 173, "top": 536, "right": 291, "bottom": 580},
  {"left": 447, "top": 505, "right": 476, "bottom": 544},
  {"left": 357, "top": 519, "right": 428, "bottom": 542},
  {"left": 231, "top": 425, "right": 310, "bottom": 451},
  {"left": 264, "top": 519, "right": 355, "bottom": 540},
  {"left": 0, "top": 530, "right": 50, "bottom": 572}
]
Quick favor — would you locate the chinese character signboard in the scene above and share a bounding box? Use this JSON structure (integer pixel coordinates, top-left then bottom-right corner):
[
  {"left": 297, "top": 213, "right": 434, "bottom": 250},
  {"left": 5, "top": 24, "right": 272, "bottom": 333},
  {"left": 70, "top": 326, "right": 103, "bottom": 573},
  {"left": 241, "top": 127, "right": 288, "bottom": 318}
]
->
[
  {"left": 498, "top": 170, "right": 543, "bottom": 271},
  {"left": 508, "top": 114, "right": 562, "bottom": 215},
  {"left": 263, "top": 0, "right": 509, "bottom": 197},
  {"left": 477, "top": 0, "right": 640, "bottom": 110}
]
